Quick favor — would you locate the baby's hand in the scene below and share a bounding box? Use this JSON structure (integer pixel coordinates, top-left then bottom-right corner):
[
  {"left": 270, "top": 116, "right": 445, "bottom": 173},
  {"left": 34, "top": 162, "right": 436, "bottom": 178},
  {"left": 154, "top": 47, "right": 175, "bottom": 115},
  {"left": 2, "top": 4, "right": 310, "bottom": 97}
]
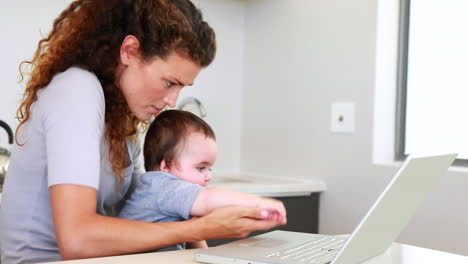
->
[{"left": 256, "top": 197, "right": 287, "bottom": 225}]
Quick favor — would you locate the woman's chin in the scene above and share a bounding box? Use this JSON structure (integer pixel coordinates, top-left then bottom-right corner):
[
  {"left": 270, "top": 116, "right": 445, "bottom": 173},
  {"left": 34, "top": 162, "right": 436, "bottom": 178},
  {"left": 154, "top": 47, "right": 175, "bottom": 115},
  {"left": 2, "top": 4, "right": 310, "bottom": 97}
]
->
[{"left": 134, "top": 112, "right": 152, "bottom": 121}]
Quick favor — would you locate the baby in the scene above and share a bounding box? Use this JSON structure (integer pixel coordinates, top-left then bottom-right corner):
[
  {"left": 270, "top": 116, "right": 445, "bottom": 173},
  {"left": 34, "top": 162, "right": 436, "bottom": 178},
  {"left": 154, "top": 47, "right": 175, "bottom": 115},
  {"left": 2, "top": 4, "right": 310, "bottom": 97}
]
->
[{"left": 119, "top": 110, "right": 286, "bottom": 251}]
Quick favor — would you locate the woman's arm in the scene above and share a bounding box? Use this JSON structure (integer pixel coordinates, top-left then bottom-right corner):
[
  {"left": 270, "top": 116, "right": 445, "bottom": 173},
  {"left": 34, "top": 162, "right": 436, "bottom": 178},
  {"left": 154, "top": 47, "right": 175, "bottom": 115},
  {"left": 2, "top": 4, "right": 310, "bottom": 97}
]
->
[
  {"left": 186, "top": 240, "right": 208, "bottom": 249},
  {"left": 185, "top": 216, "right": 208, "bottom": 249},
  {"left": 190, "top": 187, "right": 286, "bottom": 223},
  {"left": 50, "top": 184, "right": 280, "bottom": 260}
]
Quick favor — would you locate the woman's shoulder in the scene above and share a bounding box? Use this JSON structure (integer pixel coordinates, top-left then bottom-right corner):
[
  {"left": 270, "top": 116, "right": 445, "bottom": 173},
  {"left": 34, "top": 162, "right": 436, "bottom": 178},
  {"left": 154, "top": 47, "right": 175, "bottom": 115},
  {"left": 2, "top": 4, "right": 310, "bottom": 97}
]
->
[
  {"left": 52, "top": 67, "right": 102, "bottom": 93},
  {"left": 34, "top": 67, "right": 106, "bottom": 123},
  {"left": 39, "top": 67, "right": 104, "bottom": 106}
]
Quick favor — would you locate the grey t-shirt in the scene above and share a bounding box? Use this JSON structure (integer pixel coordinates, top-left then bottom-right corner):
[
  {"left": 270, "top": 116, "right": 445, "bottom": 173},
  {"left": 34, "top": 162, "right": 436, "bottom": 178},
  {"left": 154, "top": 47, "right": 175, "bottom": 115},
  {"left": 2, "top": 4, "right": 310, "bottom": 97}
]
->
[
  {"left": 0, "top": 67, "right": 145, "bottom": 263},
  {"left": 118, "top": 171, "right": 203, "bottom": 251}
]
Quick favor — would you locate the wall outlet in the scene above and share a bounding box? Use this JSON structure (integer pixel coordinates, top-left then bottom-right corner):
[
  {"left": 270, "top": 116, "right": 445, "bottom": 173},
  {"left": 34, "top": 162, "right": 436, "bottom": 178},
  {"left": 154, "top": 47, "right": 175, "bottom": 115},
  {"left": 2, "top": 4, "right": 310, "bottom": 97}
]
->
[{"left": 330, "top": 102, "right": 355, "bottom": 134}]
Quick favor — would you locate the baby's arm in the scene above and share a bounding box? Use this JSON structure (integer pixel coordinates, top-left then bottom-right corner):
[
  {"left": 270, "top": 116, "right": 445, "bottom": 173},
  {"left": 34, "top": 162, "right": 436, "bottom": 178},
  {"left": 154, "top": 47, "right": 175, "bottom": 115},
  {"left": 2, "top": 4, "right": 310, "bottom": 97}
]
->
[{"left": 190, "top": 187, "right": 286, "bottom": 222}]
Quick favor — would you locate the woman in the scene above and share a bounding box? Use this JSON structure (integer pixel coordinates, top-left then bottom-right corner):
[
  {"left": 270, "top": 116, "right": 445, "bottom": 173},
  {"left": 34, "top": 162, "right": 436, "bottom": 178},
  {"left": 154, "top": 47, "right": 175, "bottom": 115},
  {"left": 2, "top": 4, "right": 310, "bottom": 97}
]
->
[{"left": 0, "top": 0, "right": 284, "bottom": 263}]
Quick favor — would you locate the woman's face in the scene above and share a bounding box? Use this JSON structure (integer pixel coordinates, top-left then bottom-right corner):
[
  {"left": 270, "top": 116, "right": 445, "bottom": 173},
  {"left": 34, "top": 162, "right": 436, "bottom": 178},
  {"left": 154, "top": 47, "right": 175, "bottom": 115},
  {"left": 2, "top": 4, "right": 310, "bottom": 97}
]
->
[{"left": 118, "top": 39, "right": 202, "bottom": 121}]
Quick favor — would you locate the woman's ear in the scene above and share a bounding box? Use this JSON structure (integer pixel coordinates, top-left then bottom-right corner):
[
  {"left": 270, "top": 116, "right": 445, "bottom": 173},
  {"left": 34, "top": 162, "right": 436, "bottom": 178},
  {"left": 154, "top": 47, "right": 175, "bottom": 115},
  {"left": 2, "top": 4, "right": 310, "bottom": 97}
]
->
[
  {"left": 120, "top": 35, "right": 140, "bottom": 66},
  {"left": 160, "top": 159, "right": 172, "bottom": 173}
]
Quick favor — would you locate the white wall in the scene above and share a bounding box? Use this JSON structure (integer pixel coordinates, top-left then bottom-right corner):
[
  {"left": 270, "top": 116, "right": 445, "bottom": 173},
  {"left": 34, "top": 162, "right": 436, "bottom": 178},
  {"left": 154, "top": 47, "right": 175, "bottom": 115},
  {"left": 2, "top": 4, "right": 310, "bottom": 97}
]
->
[
  {"left": 189, "top": 0, "right": 245, "bottom": 174},
  {"left": 241, "top": 0, "right": 468, "bottom": 256},
  {"left": 0, "top": 0, "right": 71, "bottom": 149},
  {"left": 0, "top": 0, "right": 245, "bottom": 174}
]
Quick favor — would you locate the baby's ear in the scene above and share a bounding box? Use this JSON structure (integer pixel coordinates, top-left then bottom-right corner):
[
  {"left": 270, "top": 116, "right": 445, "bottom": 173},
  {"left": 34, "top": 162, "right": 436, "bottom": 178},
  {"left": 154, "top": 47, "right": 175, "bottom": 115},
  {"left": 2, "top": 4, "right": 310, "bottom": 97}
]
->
[{"left": 160, "top": 160, "right": 172, "bottom": 173}]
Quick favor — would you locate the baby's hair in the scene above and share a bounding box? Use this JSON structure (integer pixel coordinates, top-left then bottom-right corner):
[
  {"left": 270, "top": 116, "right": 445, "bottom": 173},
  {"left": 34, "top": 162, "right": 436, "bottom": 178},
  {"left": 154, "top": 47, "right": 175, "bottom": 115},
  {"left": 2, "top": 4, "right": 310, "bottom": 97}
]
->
[{"left": 144, "top": 109, "right": 216, "bottom": 171}]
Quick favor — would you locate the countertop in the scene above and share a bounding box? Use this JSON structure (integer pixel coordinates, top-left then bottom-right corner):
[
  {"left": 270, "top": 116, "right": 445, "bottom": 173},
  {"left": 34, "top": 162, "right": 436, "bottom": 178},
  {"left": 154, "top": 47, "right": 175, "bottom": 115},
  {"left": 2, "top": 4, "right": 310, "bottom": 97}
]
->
[
  {"left": 42, "top": 243, "right": 468, "bottom": 264},
  {"left": 209, "top": 173, "right": 326, "bottom": 197}
]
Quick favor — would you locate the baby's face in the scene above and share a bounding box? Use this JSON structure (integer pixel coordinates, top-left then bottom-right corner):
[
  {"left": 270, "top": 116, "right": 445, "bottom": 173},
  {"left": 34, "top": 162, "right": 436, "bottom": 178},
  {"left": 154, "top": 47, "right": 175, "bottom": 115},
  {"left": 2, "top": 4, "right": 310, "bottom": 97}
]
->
[{"left": 168, "top": 132, "right": 217, "bottom": 187}]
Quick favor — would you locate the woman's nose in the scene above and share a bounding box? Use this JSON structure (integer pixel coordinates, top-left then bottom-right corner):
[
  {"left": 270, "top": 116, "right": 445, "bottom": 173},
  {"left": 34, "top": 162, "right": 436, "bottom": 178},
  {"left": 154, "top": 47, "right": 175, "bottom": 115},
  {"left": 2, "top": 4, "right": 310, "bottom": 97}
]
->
[{"left": 164, "top": 87, "right": 181, "bottom": 108}]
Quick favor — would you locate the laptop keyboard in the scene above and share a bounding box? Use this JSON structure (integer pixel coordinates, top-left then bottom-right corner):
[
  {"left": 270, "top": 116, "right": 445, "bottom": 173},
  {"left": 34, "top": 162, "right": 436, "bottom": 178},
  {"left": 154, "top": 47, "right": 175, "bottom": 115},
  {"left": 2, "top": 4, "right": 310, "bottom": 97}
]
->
[{"left": 265, "top": 237, "right": 346, "bottom": 263}]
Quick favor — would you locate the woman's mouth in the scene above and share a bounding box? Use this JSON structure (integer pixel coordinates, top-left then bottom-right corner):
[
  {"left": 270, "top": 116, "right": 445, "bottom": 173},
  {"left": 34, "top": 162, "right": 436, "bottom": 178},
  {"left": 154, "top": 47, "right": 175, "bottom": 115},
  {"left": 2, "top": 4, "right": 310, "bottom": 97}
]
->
[{"left": 150, "top": 106, "right": 162, "bottom": 114}]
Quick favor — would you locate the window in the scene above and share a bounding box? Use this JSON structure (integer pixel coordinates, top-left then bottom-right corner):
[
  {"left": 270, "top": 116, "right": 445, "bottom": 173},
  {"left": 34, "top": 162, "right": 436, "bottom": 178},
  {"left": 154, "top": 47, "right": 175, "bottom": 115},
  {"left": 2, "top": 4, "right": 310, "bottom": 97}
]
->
[{"left": 396, "top": 0, "right": 468, "bottom": 163}]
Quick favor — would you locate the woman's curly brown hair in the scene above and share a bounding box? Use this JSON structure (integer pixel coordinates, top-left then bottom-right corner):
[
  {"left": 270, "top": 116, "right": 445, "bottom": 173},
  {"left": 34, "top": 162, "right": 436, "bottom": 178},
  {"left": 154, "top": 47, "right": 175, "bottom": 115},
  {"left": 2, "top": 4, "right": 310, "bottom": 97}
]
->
[{"left": 15, "top": 0, "right": 216, "bottom": 183}]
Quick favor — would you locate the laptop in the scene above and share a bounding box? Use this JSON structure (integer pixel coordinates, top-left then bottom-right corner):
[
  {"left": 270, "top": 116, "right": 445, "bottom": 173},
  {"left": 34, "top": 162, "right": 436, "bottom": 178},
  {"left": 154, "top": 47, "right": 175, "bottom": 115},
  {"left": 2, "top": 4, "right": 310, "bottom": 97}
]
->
[{"left": 195, "top": 153, "right": 457, "bottom": 264}]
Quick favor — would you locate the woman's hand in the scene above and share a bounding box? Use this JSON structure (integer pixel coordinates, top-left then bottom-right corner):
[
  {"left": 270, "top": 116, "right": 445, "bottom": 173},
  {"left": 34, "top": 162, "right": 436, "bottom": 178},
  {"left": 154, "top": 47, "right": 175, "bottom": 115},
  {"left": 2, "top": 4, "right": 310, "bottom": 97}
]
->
[
  {"left": 196, "top": 205, "right": 287, "bottom": 240},
  {"left": 256, "top": 197, "right": 287, "bottom": 225}
]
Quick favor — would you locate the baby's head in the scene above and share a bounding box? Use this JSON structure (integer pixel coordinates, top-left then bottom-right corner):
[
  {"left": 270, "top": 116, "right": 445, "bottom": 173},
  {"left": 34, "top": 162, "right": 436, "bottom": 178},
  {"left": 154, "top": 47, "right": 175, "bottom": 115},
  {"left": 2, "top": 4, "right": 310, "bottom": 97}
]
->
[{"left": 144, "top": 110, "right": 217, "bottom": 186}]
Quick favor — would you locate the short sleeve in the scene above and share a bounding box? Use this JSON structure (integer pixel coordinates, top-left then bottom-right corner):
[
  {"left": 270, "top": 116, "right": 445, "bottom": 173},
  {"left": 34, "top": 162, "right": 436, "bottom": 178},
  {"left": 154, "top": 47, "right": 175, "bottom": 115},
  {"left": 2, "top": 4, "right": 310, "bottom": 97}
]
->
[
  {"left": 152, "top": 174, "right": 203, "bottom": 220},
  {"left": 41, "top": 67, "right": 105, "bottom": 189}
]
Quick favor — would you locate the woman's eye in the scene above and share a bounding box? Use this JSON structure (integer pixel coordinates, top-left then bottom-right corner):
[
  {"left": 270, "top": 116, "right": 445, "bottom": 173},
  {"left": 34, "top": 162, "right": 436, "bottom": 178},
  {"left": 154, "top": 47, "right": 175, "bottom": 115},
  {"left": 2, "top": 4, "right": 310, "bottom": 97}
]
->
[{"left": 166, "top": 81, "right": 175, "bottom": 88}]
